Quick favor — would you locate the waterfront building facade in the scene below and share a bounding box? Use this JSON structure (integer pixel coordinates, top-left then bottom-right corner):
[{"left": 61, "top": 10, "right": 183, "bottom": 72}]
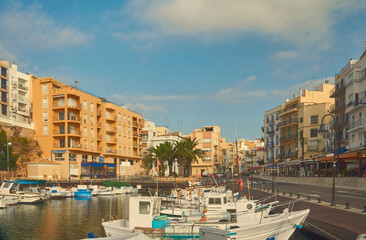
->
[
  {"left": 32, "top": 77, "right": 143, "bottom": 179},
  {"left": 191, "top": 126, "right": 221, "bottom": 176},
  {"left": 0, "top": 61, "right": 32, "bottom": 129},
  {"left": 263, "top": 105, "right": 282, "bottom": 164}
]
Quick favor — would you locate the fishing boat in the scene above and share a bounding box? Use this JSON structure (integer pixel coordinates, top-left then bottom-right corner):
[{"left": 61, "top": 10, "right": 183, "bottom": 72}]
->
[{"left": 74, "top": 185, "right": 92, "bottom": 197}]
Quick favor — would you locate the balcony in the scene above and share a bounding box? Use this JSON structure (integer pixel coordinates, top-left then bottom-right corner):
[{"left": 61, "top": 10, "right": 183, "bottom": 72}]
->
[
  {"left": 97, "top": 135, "right": 102, "bottom": 141},
  {"left": 106, "top": 139, "right": 117, "bottom": 145},
  {"left": 68, "top": 144, "right": 82, "bottom": 150},
  {"left": 106, "top": 115, "right": 117, "bottom": 122},
  {"left": 53, "top": 116, "right": 65, "bottom": 122},
  {"left": 330, "top": 86, "right": 346, "bottom": 98},
  {"left": 332, "top": 102, "right": 346, "bottom": 113},
  {"left": 280, "top": 133, "right": 298, "bottom": 141},
  {"left": 18, "top": 107, "right": 29, "bottom": 114},
  {"left": 67, "top": 130, "right": 81, "bottom": 136},
  {"left": 67, "top": 104, "right": 81, "bottom": 111},
  {"left": 106, "top": 127, "right": 117, "bottom": 134},
  {"left": 18, "top": 83, "right": 28, "bottom": 91},
  {"left": 279, "top": 117, "right": 298, "bottom": 128},
  {"left": 278, "top": 104, "right": 298, "bottom": 116},
  {"left": 132, "top": 122, "right": 139, "bottom": 127},
  {"left": 53, "top": 143, "right": 66, "bottom": 148},
  {"left": 97, "top": 110, "right": 102, "bottom": 117},
  {"left": 97, "top": 122, "right": 102, "bottom": 128},
  {"left": 18, "top": 96, "right": 27, "bottom": 103},
  {"left": 348, "top": 98, "right": 366, "bottom": 113},
  {"left": 105, "top": 149, "right": 117, "bottom": 154},
  {"left": 281, "top": 151, "right": 298, "bottom": 159},
  {"left": 348, "top": 118, "right": 366, "bottom": 132}
]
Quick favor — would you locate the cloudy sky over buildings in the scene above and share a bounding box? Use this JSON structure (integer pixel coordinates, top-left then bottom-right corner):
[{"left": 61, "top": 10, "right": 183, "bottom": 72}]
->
[{"left": 1, "top": 0, "right": 365, "bottom": 141}]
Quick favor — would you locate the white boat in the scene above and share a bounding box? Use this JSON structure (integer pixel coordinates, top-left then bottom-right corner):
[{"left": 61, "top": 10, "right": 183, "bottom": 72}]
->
[
  {"left": 81, "top": 232, "right": 153, "bottom": 240},
  {"left": 2, "top": 195, "right": 19, "bottom": 206},
  {"left": 98, "top": 186, "right": 113, "bottom": 196},
  {"left": 0, "top": 181, "right": 46, "bottom": 204},
  {"left": 102, "top": 196, "right": 162, "bottom": 237},
  {"left": 47, "top": 186, "right": 67, "bottom": 199},
  {"left": 88, "top": 185, "right": 100, "bottom": 196}
]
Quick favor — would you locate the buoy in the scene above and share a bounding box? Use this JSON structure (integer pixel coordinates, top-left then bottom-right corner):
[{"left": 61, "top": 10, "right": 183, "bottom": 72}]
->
[{"left": 296, "top": 224, "right": 302, "bottom": 229}]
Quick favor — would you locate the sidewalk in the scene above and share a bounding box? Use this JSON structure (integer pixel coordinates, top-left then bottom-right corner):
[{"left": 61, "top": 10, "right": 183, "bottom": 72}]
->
[{"left": 254, "top": 175, "right": 366, "bottom": 191}]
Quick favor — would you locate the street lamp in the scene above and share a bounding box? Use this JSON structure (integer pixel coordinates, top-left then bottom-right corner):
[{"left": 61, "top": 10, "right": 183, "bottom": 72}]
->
[
  {"left": 318, "top": 114, "right": 336, "bottom": 206},
  {"left": 6, "top": 134, "right": 11, "bottom": 172},
  {"left": 264, "top": 141, "right": 275, "bottom": 193}
]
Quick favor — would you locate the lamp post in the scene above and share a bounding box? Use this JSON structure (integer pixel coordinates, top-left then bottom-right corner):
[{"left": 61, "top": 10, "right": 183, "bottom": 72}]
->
[
  {"left": 318, "top": 113, "right": 336, "bottom": 206},
  {"left": 6, "top": 134, "right": 11, "bottom": 172},
  {"left": 264, "top": 141, "right": 275, "bottom": 193}
]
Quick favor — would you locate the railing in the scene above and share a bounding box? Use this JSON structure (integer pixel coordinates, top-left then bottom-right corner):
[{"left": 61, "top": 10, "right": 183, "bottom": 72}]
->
[
  {"left": 349, "top": 118, "right": 366, "bottom": 130},
  {"left": 18, "top": 96, "right": 27, "bottom": 102},
  {"left": 106, "top": 149, "right": 117, "bottom": 154},
  {"left": 53, "top": 143, "right": 66, "bottom": 148},
  {"left": 281, "top": 133, "right": 298, "bottom": 141},
  {"left": 281, "top": 104, "right": 298, "bottom": 114},
  {"left": 67, "top": 116, "right": 81, "bottom": 122},
  {"left": 67, "top": 104, "right": 82, "bottom": 110},
  {"left": 18, "top": 83, "right": 28, "bottom": 91},
  {"left": 279, "top": 118, "right": 298, "bottom": 127},
  {"left": 68, "top": 130, "right": 81, "bottom": 135}
]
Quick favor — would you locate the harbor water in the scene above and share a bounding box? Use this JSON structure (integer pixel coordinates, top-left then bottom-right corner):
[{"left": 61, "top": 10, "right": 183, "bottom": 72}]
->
[{"left": 0, "top": 195, "right": 325, "bottom": 240}]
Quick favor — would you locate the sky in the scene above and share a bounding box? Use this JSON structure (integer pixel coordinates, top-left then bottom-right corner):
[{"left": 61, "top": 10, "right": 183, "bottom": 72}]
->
[{"left": 0, "top": 0, "right": 366, "bottom": 142}]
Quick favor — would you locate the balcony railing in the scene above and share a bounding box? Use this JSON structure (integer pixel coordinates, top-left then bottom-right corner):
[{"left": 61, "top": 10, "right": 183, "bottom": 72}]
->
[
  {"left": 280, "top": 133, "right": 298, "bottom": 141},
  {"left": 18, "top": 83, "right": 28, "bottom": 91},
  {"left": 279, "top": 118, "right": 298, "bottom": 127},
  {"left": 281, "top": 104, "right": 299, "bottom": 114},
  {"left": 106, "top": 149, "right": 117, "bottom": 154},
  {"left": 349, "top": 118, "right": 366, "bottom": 130},
  {"left": 67, "top": 116, "right": 81, "bottom": 122},
  {"left": 330, "top": 85, "right": 345, "bottom": 98}
]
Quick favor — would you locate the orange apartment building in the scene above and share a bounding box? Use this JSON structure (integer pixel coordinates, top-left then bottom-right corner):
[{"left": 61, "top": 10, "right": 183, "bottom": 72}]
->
[
  {"left": 32, "top": 77, "right": 143, "bottom": 180},
  {"left": 191, "top": 126, "right": 221, "bottom": 176}
]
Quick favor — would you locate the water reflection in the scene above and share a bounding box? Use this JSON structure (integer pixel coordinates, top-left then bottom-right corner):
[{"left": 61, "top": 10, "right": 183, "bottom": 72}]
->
[{"left": 0, "top": 195, "right": 129, "bottom": 240}]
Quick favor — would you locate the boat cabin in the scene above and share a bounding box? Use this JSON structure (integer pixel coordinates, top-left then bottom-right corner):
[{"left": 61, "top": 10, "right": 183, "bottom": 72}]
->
[{"left": 129, "top": 196, "right": 162, "bottom": 229}]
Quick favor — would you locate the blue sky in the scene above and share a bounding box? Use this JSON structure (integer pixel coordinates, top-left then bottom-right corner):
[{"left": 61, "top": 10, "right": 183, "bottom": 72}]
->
[{"left": 1, "top": 0, "right": 366, "bottom": 142}]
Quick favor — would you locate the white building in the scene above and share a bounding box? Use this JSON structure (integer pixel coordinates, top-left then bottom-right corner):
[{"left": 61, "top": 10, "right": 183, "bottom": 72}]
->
[
  {"left": 346, "top": 51, "right": 366, "bottom": 150},
  {"left": 263, "top": 105, "right": 282, "bottom": 163},
  {"left": 0, "top": 61, "right": 33, "bottom": 129}
]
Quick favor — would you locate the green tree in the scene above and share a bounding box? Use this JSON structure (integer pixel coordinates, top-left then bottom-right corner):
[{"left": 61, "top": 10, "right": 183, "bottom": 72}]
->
[
  {"left": 182, "top": 138, "right": 205, "bottom": 177},
  {"left": 143, "top": 144, "right": 168, "bottom": 177},
  {"left": 0, "top": 130, "right": 19, "bottom": 171}
]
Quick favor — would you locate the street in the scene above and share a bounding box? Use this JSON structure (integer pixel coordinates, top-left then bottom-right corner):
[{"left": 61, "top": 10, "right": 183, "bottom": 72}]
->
[{"left": 251, "top": 177, "right": 366, "bottom": 210}]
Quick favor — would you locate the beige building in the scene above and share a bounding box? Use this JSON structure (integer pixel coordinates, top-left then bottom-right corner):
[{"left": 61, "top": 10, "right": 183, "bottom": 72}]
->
[
  {"left": 27, "top": 159, "right": 61, "bottom": 180},
  {"left": 191, "top": 126, "right": 221, "bottom": 176},
  {"left": 155, "top": 126, "right": 169, "bottom": 136},
  {"left": 32, "top": 77, "right": 143, "bottom": 179},
  {"left": 280, "top": 83, "right": 334, "bottom": 163}
]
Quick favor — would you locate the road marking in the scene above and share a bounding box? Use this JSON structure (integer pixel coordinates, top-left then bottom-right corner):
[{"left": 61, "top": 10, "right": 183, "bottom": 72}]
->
[{"left": 337, "top": 191, "right": 366, "bottom": 196}]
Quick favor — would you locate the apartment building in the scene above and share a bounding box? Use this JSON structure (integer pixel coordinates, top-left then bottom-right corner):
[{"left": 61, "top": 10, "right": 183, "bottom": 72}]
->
[
  {"left": 32, "top": 77, "right": 143, "bottom": 179},
  {"left": 279, "top": 83, "right": 334, "bottom": 162},
  {"left": 220, "top": 138, "right": 235, "bottom": 174},
  {"left": 345, "top": 51, "right": 366, "bottom": 151},
  {"left": 263, "top": 105, "right": 283, "bottom": 164},
  {"left": 330, "top": 59, "right": 359, "bottom": 151},
  {"left": 191, "top": 126, "right": 221, "bottom": 176},
  {"left": 0, "top": 61, "right": 32, "bottom": 129}
]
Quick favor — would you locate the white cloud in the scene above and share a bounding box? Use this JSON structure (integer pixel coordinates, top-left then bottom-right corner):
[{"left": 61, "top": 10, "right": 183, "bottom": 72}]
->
[
  {"left": 125, "top": 103, "right": 166, "bottom": 113},
  {"left": 0, "top": 3, "right": 90, "bottom": 51},
  {"left": 271, "top": 51, "right": 298, "bottom": 60},
  {"left": 122, "top": 0, "right": 364, "bottom": 48}
]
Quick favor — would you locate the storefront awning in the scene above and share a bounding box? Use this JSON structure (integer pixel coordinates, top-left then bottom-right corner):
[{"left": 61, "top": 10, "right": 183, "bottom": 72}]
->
[
  {"left": 81, "top": 162, "right": 116, "bottom": 167},
  {"left": 317, "top": 152, "right": 359, "bottom": 162}
]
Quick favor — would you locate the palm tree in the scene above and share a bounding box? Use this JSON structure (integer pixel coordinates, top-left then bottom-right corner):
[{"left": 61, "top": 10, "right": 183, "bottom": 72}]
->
[
  {"left": 143, "top": 144, "right": 166, "bottom": 177},
  {"left": 183, "top": 138, "right": 205, "bottom": 177},
  {"left": 173, "top": 141, "right": 187, "bottom": 177},
  {"left": 160, "top": 141, "right": 175, "bottom": 176}
]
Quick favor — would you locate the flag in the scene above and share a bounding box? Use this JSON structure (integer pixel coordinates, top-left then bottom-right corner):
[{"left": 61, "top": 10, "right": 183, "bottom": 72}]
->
[
  {"left": 247, "top": 178, "right": 250, "bottom": 189},
  {"left": 199, "top": 205, "right": 207, "bottom": 222},
  {"left": 239, "top": 178, "right": 243, "bottom": 191}
]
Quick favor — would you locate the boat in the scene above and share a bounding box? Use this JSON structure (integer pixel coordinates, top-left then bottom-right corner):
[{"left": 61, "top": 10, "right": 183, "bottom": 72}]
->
[
  {"left": 102, "top": 196, "right": 163, "bottom": 237},
  {"left": 0, "top": 197, "right": 7, "bottom": 208},
  {"left": 0, "top": 181, "right": 46, "bottom": 204},
  {"left": 47, "top": 186, "right": 67, "bottom": 200},
  {"left": 74, "top": 185, "right": 92, "bottom": 197}
]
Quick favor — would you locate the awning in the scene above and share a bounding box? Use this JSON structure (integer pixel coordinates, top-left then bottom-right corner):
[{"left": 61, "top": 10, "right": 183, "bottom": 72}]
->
[
  {"left": 81, "top": 162, "right": 117, "bottom": 167},
  {"left": 317, "top": 152, "right": 359, "bottom": 162}
]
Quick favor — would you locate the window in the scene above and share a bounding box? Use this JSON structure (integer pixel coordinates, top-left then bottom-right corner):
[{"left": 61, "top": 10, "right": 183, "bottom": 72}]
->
[
  {"left": 59, "top": 125, "right": 65, "bottom": 134},
  {"left": 43, "top": 98, "right": 48, "bottom": 108},
  {"left": 69, "top": 153, "right": 77, "bottom": 161},
  {"left": 84, "top": 127, "right": 87, "bottom": 137},
  {"left": 129, "top": 160, "right": 134, "bottom": 165},
  {"left": 90, "top": 116, "right": 94, "bottom": 125},
  {"left": 118, "top": 124, "right": 121, "bottom": 133},
  {"left": 123, "top": 115, "right": 126, "bottom": 123},
  {"left": 54, "top": 153, "right": 65, "bottom": 161},
  {"left": 118, "top": 113, "right": 121, "bottom": 121},
  {"left": 90, "top": 103, "right": 94, "bottom": 113},
  {"left": 58, "top": 112, "right": 65, "bottom": 120},
  {"left": 139, "top": 202, "right": 151, "bottom": 214},
  {"left": 299, "top": 117, "right": 303, "bottom": 123},
  {"left": 92, "top": 156, "right": 97, "bottom": 162},
  {"left": 84, "top": 139, "right": 87, "bottom": 149},
  {"left": 43, "top": 125, "right": 48, "bottom": 135},
  {"left": 42, "top": 84, "right": 48, "bottom": 95},
  {"left": 311, "top": 115, "right": 318, "bottom": 124},
  {"left": 310, "top": 128, "right": 318, "bottom": 138},
  {"left": 83, "top": 100, "right": 87, "bottom": 110},
  {"left": 128, "top": 116, "right": 130, "bottom": 124},
  {"left": 91, "top": 141, "right": 94, "bottom": 151},
  {"left": 43, "top": 111, "right": 48, "bottom": 122},
  {"left": 91, "top": 128, "right": 94, "bottom": 138},
  {"left": 59, "top": 139, "right": 65, "bottom": 148},
  {"left": 1, "top": 91, "right": 6, "bottom": 103},
  {"left": 82, "top": 155, "right": 88, "bottom": 161},
  {"left": 1, "top": 78, "right": 6, "bottom": 90},
  {"left": 106, "top": 111, "right": 110, "bottom": 119},
  {"left": 83, "top": 113, "right": 87, "bottom": 124},
  {"left": 203, "top": 138, "right": 211, "bottom": 143}
]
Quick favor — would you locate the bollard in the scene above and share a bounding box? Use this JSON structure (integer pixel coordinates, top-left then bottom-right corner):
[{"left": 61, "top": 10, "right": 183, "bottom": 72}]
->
[
  {"left": 317, "top": 197, "right": 321, "bottom": 203},
  {"left": 289, "top": 192, "right": 292, "bottom": 197},
  {"left": 345, "top": 203, "right": 350, "bottom": 209},
  {"left": 307, "top": 196, "right": 310, "bottom": 201},
  {"left": 363, "top": 206, "right": 366, "bottom": 213},
  {"left": 297, "top": 194, "right": 300, "bottom": 199},
  {"left": 283, "top": 191, "right": 285, "bottom": 195}
]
